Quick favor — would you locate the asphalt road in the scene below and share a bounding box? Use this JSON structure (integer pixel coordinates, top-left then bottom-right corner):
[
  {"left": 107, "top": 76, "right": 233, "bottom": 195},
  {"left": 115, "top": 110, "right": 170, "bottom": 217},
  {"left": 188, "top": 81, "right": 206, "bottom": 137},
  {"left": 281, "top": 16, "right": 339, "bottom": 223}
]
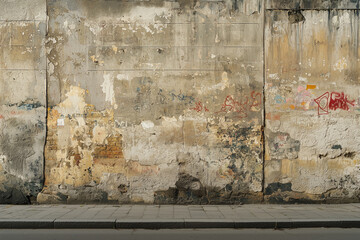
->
[{"left": 0, "top": 228, "right": 360, "bottom": 240}]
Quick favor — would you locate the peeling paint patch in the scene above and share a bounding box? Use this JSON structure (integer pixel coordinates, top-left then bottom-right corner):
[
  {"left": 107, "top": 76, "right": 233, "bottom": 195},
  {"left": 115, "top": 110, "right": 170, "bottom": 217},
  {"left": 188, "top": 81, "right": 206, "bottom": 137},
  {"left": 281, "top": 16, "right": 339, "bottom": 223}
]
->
[
  {"left": 268, "top": 131, "right": 300, "bottom": 160},
  {"left": 141, "top": 120, "right": 154, "bottom": 129},
  {"left": 101, "top": 73, "right": 115, "bottom": 105}
]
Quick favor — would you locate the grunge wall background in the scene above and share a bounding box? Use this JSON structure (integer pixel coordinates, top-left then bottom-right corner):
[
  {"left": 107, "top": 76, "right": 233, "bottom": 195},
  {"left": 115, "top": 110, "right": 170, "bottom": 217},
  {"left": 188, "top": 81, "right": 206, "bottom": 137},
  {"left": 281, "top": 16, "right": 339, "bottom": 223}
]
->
[{"left": 0, "top": 0, "right": 359, "bottom": 204}]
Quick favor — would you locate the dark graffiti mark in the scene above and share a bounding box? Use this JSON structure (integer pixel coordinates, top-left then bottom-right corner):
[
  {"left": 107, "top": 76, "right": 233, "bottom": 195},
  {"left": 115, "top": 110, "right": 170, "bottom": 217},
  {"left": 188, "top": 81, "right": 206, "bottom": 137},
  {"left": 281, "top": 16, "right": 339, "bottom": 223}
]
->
[
  {"left": 331, "top": 145, "right": 342, "bottom": 150},
  {"left": 7, "top": 100, "right": 43, "bottom": 111},
  {"left": 314, "top": 92, "right": 355, "bottom": 115},
  {"left": 169, "top": 90, "right": 195, "bottom": 104}
]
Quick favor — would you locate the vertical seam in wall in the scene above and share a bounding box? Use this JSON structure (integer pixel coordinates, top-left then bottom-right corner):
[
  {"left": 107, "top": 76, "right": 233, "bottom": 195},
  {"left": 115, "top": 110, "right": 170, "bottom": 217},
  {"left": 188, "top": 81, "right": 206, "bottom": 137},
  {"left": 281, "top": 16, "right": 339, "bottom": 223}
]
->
[
  {"left": 261, "top": 4, "right": 266, "bottom": 202},
  {"left": 42, "top": 0, "right": 49, "bottom": 194}
]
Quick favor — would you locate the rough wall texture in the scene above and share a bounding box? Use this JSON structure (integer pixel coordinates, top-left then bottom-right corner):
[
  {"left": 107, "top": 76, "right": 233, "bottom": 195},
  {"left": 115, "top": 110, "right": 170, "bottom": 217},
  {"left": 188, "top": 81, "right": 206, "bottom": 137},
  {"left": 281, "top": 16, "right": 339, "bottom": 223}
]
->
[
  {"left": 1, "top": 0, "right": 360, "bottom": 204},
  {"left": 37, "top": 0, "right": 264, "bottom": 204},
  {"left": 0, "top": 0, "right": 46, "bottom": 203},
  {"left": 265, "top": 2, "right": 360, "bottom": 202},
  {"left": 266, "top": 0, "right": 360, "bottom": 9}
]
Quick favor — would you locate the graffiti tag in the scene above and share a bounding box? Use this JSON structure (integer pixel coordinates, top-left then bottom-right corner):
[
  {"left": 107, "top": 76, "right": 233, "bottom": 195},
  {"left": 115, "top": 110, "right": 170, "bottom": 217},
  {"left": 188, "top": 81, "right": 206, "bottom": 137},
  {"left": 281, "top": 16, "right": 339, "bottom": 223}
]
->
[
  {"left": 190, "top": 101, "right": 209, "bottom": 113},
  {"left": 216, "top": 91, "right": 262, "bottom": 118},
  {"left": 314, "top": 92, "right": 355, "bottom": 115}
]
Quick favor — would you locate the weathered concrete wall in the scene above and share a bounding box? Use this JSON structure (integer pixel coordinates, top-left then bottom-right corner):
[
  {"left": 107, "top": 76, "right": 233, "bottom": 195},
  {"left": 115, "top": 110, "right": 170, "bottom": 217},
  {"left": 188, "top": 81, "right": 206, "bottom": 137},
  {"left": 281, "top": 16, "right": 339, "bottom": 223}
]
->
[
  {"left": 37, "top": 0, "right": 264, "bottom": 204},
  {"left": 265, "top": 1, "right": 360, "bottom": 202},
  {"left": 1, "top": 0, "right": 359, "bottom": 204},
  {"left": 0, "top": 0, "right": 46, "bottom": 203}
]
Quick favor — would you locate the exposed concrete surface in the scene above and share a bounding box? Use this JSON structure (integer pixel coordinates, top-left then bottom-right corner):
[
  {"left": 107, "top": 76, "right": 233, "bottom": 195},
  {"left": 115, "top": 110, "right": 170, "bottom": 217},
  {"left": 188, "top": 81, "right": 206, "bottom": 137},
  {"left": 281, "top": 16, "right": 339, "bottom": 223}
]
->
[
  {"left": 0, "top": 0, "right": 46, "bottom": 203},
  {"left": 265, "top": 9, "right": 360, "bottom": 203},
  {"left": 39, "top": 0, "right": 264, "bottom": 204}
]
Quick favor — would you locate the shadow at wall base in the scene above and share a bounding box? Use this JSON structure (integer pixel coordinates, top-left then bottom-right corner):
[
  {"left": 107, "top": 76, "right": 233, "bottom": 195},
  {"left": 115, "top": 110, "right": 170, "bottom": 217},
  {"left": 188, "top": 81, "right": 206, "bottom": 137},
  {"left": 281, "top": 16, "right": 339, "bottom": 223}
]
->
[
  {"left": 29, "top": 188, "right": 360, "bottom": 205},
  {"left": 0, "top": 188, "right": 31, "bottom": 204}
]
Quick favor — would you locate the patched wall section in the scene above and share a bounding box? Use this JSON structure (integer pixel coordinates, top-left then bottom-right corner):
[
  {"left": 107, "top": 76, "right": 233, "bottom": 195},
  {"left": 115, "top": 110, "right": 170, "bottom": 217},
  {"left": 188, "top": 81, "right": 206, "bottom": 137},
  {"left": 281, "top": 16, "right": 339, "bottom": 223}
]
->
[
  {"left": 0, "top": 0, "right": 46, "bottom": 203},
  {"left": 38, "top": 0, "right": 264, "bottom": 204},
  {"left": 265, "top": 1, "right": 360, "bottom": 203}
]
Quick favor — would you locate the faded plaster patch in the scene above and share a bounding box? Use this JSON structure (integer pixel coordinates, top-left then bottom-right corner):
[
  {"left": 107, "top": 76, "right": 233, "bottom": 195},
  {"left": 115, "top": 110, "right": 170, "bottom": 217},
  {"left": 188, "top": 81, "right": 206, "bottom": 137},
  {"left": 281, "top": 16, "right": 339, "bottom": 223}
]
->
[
  {"left": 93, "top": 126, "right": 108, "bottom": 145},
  {"left": 101, "top": 73, "right": 115, "bottom": 105},
  {"left": 123, "top": 6, "right": 172, "bottom": 24},
  {"left": 56, "top": 86, "right": 87, "bottom": 115},
  {"left": 63, "top": 20, "right": 76, "bottom": 36},
  {"left": 141, "top": 120, "right": 154, "bottom": 129},
  {"left": 197, "top": 72, "right": 229, "bottom": 94}
]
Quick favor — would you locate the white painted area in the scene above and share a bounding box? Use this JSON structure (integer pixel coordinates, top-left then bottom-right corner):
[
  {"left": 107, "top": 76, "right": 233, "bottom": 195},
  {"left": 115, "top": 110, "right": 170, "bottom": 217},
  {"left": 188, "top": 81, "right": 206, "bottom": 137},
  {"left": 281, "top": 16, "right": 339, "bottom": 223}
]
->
[
  {"left": 141, "top": 120, "right": 155, "bottom": 129},
  {"left": 101, "top": 73, "right": 115, "bottom": 105},
  {"left": 197, "top": 72, "right": 229, "bottom": 94},
  {"left": 116, "top": 74, "right": 129, "bottom": 81},
  {"left": 57, "top": 118, "right": 65, "bottom": 126}
]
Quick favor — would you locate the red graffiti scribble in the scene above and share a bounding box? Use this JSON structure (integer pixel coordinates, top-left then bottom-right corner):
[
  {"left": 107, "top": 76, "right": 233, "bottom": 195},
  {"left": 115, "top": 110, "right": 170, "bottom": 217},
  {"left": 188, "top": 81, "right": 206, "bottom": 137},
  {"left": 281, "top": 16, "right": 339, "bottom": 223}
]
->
[
  {"left": 218, "top": 96, "right": 246, "bottom": 117},
  {"left": 218, "top": 94, "right": 257, "bottom": 118},
  {"left": 191, "top": 91, "right": 262, "bottom": 118},
  {"left": 314, "top": 92, "right": 329, "bottom": 115},
  {"left": 250, "top": 91, "right": 262, "bottom": 107},
  {"left": 314, "top": 92, "right": 355, "bottom": 115},
  {"left": 220, "top": 95, "right": 239, "bottom": 112},
  {"left": 0, "top": 115, "right": 3, "bottom": 119},
  {"left": 191, "top": 101, "right": 209, "bottom": 112},
  {"left": 329, "top": 92, "right": 355, "bottom": 111}
]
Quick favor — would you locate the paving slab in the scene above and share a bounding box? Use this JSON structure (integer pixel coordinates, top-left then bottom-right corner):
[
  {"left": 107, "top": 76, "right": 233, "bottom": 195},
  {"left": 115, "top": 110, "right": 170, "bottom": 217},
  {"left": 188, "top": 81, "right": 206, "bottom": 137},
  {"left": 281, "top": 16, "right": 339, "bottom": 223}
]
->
[{"left": 0, "top": 204, "right": 359, "bottom": 229}]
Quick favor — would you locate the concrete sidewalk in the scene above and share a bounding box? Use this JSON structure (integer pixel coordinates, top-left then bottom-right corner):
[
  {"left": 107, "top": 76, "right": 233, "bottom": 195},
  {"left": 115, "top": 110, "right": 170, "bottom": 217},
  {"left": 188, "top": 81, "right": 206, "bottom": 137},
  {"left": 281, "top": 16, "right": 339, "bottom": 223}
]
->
[{"left": 0, "top": 204, "right": 360, "bottom": 229}]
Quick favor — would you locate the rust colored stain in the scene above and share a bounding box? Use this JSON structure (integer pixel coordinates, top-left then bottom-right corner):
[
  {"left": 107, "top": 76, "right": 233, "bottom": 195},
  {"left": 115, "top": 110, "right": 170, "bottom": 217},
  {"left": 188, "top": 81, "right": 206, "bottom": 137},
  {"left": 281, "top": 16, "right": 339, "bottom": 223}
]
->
[{"left": 266, "top": 113, "right": 281, "bottom": 120}]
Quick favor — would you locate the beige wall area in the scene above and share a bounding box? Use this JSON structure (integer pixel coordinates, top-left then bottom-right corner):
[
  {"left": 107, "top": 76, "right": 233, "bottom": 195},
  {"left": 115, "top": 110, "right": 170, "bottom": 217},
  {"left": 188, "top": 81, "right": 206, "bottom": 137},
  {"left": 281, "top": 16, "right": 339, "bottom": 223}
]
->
[{"left": 0, "top": 0, "right": 359, "bottom": 204}]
